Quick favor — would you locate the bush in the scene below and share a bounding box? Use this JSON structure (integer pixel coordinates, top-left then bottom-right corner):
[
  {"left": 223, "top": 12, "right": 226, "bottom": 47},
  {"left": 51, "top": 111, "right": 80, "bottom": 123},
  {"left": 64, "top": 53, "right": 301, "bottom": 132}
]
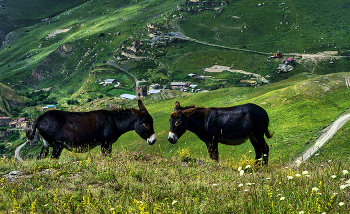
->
[
  {"left": 67, "top": 99, "right": 79, "bottom": 105},
  {"left": 7, "top": 131, "right": 20, "bottom": 141}
]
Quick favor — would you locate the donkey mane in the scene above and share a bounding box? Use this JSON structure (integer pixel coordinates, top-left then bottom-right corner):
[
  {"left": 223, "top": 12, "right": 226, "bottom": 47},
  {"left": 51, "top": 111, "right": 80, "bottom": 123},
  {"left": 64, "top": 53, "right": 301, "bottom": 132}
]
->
[{"left": 170, "top": 105, "right": 208, "bottom": 118}]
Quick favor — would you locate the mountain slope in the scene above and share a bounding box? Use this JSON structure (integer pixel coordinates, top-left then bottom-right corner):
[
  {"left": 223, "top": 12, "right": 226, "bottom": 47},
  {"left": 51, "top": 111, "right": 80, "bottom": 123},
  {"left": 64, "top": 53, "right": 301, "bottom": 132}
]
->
[
  {"left": 0, "top": 0, "right": 349, "bottom": 97},
  {"left": 0, "top": 82, "right": 28, "bottom": 117}
]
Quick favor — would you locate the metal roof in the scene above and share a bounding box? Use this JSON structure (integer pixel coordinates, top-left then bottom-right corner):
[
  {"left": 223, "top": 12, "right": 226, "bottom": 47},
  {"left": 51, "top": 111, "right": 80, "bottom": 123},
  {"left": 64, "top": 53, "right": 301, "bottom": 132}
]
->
[{"left": 120, "top": 94, "right": 137, "bottom": 99}]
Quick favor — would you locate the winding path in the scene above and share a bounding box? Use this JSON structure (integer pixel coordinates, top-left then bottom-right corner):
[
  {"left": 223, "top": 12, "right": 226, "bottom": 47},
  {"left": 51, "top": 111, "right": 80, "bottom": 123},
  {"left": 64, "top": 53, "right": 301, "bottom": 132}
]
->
[
  {"left": 107, "top": 60, "right": 146, "bottom": 87},
  {"left": 293, "top": 113, "right": 350, "bottom": 167},
  {"left": 14, "top": 142, "right": 27, "bottom": 162}
]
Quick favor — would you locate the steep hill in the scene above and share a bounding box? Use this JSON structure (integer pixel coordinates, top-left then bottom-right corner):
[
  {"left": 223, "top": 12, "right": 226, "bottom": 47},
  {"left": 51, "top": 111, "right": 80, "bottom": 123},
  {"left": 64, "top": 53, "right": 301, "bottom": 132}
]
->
[
  {"left": 0, "top": 82, "right": 28, "bottom": 117},
  {"left": 0, "top": 0, "right": 88, "bottom": 43},
  {"left": 0, "top": 0, "right": 349, "bottom": 98}
]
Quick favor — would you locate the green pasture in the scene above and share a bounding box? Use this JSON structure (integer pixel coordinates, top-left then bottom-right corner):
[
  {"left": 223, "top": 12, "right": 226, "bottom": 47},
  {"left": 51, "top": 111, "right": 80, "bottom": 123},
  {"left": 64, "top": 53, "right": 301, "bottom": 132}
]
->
[{"left": 9, "top": 72, "right": 350, "bottom": 166}]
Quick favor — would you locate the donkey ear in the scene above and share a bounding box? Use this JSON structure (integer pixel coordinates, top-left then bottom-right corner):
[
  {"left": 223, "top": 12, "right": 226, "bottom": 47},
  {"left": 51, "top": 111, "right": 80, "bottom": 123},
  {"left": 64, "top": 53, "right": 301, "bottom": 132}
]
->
[
  {"left": 138, "top": 99, "right": 147, "bottom": 111},
  {"left": 131, "top": 108, "right": 144, "bottom": 117},
  {"left": 183, "top": 108, "right": 196, "bottom": 117},
  {"left": 174, "top": 101, "right": 181, "bottom": 111}
]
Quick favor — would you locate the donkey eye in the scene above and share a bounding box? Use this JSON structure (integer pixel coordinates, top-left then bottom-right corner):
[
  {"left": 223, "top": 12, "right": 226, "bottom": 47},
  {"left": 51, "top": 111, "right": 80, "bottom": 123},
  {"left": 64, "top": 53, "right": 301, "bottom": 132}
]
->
[
  {"left": 175, "top": 120, "right": 182, "bottom": 127},
  {"left": 143, "top": 124, "right": 151, "bottom": 130}
]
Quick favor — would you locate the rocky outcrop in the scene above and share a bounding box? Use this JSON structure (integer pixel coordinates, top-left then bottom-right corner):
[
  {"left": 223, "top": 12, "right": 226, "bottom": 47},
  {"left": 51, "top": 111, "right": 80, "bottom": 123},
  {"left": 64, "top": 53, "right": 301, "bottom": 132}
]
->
[{"left": 30, "top": 44, "right": 73, "bottom": 81}]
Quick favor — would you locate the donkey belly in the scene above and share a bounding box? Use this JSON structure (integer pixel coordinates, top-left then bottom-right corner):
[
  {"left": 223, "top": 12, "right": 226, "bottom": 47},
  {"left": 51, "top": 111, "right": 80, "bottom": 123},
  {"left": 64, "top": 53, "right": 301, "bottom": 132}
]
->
[{"left": 221, "top": 138, "right": 248, "bottom": 146}]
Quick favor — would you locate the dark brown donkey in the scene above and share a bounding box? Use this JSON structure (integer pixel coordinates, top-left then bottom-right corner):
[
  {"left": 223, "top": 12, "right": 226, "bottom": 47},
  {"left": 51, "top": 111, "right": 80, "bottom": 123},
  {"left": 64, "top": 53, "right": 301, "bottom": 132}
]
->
[
  {"left": 26, "top": 99, "right": 156, "bottom": 159},
  {"left": 168, "top": 101, "right": 273, "bottom": 164}
]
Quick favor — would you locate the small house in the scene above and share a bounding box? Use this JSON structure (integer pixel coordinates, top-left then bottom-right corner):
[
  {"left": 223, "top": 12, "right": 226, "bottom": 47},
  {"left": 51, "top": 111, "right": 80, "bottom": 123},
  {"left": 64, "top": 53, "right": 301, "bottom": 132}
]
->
[
  {"left": 148, "top": 89, "right": 161, "bottom": 95},
  {"left": 149, "top": 84, "right": 160, "bottom": 90},
  {"left": 188, "top": 73, "right": 198, "bottom": 78},
  {"left": 42, "top": 105, "right": 57, "bottom": 111},
  {"left": 104, "top": 79, "right": 115, "bottom": 84},
  {"left": 281, "top": 58, "right": 294, "bottom": 64},
  {"left": 170, "top": 82, "right": 186, "bottom": 89},
  {"left": 0, "top": 117, "right": 11, "bottom": 127},
  {"left": 274, "top": 53, "right": 283, "bottom": 59},
  {"left": 120, "top": 94, "right": 137, "bottom": 100}
]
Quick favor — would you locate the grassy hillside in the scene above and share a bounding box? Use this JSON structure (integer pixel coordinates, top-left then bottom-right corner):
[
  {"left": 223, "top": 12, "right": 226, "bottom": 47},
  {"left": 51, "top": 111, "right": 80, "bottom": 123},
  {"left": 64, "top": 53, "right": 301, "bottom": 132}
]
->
[
  {"left": 0, "top": 83, "right": 28, "bottom": 117},
  {"left": 13, "top": 72, "right": 350, "bottom": 165},
  {"left": 1, "top": 150, "right": 350, "bottom": 213},
  {"left": 0, "top": 0, "right": 349, "bottom": 99},
  {"left": 0, "top": 0, "right": 89, "bottom": 43}
]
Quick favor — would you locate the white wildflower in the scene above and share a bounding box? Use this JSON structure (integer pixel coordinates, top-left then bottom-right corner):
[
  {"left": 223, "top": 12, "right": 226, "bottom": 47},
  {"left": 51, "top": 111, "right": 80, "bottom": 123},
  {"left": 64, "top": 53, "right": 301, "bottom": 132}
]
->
[
  {"left": 287, "top": 176, "right": 293, "bottom": 180},
  {"left": 302, "top": 171, "right": 308, "bottom": 175},
  {"left": 339, "top": 202, "right": 345, "bottom": 206},
  {"left": 245, "top": 165, "right": 251, "bottom": 169},
  {"left": 312, "top": 187, "right": 319, "bottom": 192},
  {"left": 238, "top": 184, "right": 244, "bottom": 187},
  {"left": 331, "top": 175, "right": 337, "bottom": 179},
  {"left": 342, "top": 170, "right": 348, "bottom": 175},
  {"left": 340, "top": 185, "right": 348, "bottom": 190},
  {"left": 295, "top": 174, "right": 301, "bottom": 177},
  {"left": 280, "top": 197, "right": 285, "bottom": 200},
  {"left": 240, "top": 170, "right": 244, "bottom": 176}
]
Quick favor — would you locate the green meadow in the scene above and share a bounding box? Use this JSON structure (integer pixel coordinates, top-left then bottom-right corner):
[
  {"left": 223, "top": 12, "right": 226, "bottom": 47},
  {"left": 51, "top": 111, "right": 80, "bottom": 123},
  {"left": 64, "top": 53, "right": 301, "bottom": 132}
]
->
[{"left": 1, "top": 0, "right": 350, "bottom": 212}]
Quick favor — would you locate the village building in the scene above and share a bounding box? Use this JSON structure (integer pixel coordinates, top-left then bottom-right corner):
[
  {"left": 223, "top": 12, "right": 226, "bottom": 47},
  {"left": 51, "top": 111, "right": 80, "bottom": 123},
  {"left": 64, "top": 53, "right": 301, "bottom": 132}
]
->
[
  {"left": 14, "top": 118, "right": 31, "bottom": 129},
  {"left": 42, "top": 105, "right": 57, "bottom": 111},
  {"left": 148, "top": 89, "right": 161, "bottom": 95},
  {"left": 281, "top": 58, "right": 294, "bottom": 65},
  {"left": 170, "top": 82, "right": 187, "bottom": 89},
  {"left": 120, "top": 94, "right": 137, "bottom": 100},
  {"left": 149, "top": 84, "right": 160, "bottom": 90},
  {"left": 0, "top": 117, "right": 11, "bottom": 127},
  {"left": 0, "top": 130, "right": 13, "bottom": 141},
  {"left": 188, "top": 73, "right": 198, "bottom": 78},
  {"left": 9, "top": 122, "right": 16, "bottom": 128},
  {"left": 104, "top": 79, "right": 115, "bottom": 84},
  {"left": 136, "top": 86, "right": 147, "bottom": 98},
  {"left": 189, "top": 84, "right": 198, "bottom": 89}
]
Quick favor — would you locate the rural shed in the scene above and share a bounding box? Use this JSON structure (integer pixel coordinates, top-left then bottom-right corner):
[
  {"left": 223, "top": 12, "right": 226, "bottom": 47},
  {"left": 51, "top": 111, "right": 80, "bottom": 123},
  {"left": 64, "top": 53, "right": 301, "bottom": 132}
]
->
[
  {"left": 148, "top": 89, "right": 161, "bottom": 94},
  {"left": 170, "top": 82, "right": 186, "bottom": 89},
  {"left": 42, "top": 105, "right": 57, "bottom": 111},
  {"left": 120, "top": 94, "right": 137, "bottom": 100},
  {"left": 104, "top": 79, "right": 116, "bottom": 84}
]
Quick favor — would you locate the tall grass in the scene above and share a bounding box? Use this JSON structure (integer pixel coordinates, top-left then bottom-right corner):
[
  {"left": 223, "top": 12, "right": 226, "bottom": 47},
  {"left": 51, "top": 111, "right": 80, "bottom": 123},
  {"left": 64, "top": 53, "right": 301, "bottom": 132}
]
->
[{"left": 0, "top": 150, "right": 349, "bottom": 213}]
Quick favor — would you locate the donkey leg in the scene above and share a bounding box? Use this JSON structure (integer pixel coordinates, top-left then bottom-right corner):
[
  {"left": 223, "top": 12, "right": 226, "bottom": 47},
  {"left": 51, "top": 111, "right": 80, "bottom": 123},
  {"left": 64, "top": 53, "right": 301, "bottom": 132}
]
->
[
  {"left": 206, "top": 139, "right": 219, "bottom": 161},
  {"left": 249, "top": 135, "right": 263, "bottom": 166},
  {"left": 101, "top": 142, "right": 112, "bottom": 156},
  {"left": 37, "top": 139, "right": 50, "bottom": 160},
  {"left": 255, "top": 135, "right": 269, "bottom": 165},
  {"left": 51, "top": 143, "right": 64, "bottom": 159}
]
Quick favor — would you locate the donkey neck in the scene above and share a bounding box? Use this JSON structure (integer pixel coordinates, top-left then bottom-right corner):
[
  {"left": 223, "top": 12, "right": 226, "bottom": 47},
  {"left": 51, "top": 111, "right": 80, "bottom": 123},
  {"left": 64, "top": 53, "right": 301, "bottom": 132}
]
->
[
  {"left": 186, "top": 109, "right": 207, "bottom": 135},
  {"left": 112, "top": 110, "right": 139, "bottom": 132}
]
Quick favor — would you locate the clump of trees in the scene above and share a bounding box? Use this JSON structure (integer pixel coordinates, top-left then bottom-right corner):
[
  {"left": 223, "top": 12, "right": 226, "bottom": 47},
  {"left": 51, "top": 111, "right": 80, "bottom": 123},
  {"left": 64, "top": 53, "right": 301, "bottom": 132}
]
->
[{"left": 24, "top": 90, "right": 57, "bottom": 106}]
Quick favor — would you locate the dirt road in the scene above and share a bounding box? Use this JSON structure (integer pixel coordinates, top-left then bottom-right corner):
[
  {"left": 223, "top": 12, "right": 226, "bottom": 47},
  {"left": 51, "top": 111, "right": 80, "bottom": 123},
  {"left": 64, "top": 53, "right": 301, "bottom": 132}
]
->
[
  {"left": 14, "top": 142, "right": 27, "bottom": 162},
  {"left": 293, "top": 113, "right": 350, "bottom": 167}
]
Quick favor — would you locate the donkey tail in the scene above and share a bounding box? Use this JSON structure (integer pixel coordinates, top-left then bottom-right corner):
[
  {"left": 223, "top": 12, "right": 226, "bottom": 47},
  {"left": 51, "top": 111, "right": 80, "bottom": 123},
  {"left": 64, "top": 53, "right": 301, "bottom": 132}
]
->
[
  {"left": 265, "top": 128, "right": 274, "bottom": 139},
  {"left": 26, "top": 120, "right": 38, "bottom": 140}
]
